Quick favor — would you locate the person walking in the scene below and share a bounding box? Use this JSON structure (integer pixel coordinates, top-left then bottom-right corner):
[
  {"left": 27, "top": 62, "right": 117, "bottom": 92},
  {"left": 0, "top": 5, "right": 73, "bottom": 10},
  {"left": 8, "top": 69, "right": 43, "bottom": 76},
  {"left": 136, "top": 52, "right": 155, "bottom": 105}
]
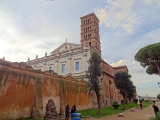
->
[
  {"left": 65, "top": 104, "right": 70, "bottom": 120},
  {"left": 152, "top": 104, "right": 159, "bottom": 116},
  {"left": 140, "top": 101, "right": 143, "bottom": 110}
]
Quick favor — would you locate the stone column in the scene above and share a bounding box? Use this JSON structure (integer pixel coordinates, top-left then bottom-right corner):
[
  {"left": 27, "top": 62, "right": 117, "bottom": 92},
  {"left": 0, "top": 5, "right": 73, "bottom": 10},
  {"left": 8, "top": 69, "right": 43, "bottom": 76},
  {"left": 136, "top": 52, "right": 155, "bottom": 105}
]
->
[
  {"left": 68, "top": 50, "right": 72, "bottom": 75},
  {"left": 43, "top": 63, "right": 46, "bottom": 71},
  {"left": 83, "top": 51, "right": 87, "bottom": 72},
  {"left": 55, "top": 58, "right": 59, "bottom": 74},
  {"left": 55, "top": 53, "right": 59, "bottom": 74},
  {"left": 68, "top": 56, "right": 72, "bottom": 75},
  {"left": 43, "top": 57, "right": 47, "bottom": 71},
  {"left": 34, "top": 60, "right": 38, "bottom": 70}
]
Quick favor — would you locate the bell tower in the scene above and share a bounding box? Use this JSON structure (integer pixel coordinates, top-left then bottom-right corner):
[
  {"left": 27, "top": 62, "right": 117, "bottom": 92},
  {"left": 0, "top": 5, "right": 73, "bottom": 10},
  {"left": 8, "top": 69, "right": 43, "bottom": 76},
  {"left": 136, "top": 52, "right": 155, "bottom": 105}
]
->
[{"left": 80, "top": 13, "right": 101, "bottom": 54}]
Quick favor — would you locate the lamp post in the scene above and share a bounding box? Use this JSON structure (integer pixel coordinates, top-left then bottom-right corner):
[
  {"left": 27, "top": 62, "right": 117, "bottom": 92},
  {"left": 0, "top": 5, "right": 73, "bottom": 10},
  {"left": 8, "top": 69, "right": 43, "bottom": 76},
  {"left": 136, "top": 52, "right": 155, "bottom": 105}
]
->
[{"left": 158, "top": 82, "right": 160, "bottom": 87}]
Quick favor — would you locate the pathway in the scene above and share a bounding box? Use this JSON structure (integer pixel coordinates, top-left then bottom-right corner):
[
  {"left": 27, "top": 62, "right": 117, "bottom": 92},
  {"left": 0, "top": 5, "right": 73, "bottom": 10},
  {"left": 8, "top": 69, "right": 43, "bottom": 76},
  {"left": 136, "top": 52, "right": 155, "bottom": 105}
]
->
[{"left": 83, "top": 102, "right": 160, "bottom": 120}]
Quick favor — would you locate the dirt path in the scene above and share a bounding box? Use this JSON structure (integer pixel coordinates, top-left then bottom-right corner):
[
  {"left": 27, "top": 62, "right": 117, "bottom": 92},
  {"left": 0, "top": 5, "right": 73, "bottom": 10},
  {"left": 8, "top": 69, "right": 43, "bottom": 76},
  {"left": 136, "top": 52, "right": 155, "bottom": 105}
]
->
[{"left": 83, "top": 102, "right": 160, "bottom": 120}]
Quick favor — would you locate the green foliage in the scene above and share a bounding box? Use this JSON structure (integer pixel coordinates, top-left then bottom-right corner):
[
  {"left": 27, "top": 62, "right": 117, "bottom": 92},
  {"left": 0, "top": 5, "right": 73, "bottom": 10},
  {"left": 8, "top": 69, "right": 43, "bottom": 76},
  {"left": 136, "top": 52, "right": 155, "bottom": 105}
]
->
[
  {"left": 114, "top": 71, "right": 131, "bottom": 96},
  {"left": 112, "top": 101, "right": 120, "bottom": 109},
  {"left": 142, "top": 101, "right": 153, "bottom": 107},
  {"left": 157, "top": 94, "right": 160, "bottom": 100},
  {"left": 114, "top": 71, "right": 136, "bottom": 109},
  {"left": 146, "top": 65, "right": 158, "bottom": 75},
  {"left": 150, "top": 111, "right": 160, "bottom": 120},
  {"left": 126, "top": 81, "right": 136, "bottom": 101},
  {"left": 114, "top": 71, "right": 133, "bottom": 109},
  {"left": 87, "top": 52, "right": 102, "bottom": 96},
  {"left": 133, "top": 99, "right": 138, "bottom": 104},
  {"left": 77, "top": 101, "right": 152, "bottom": 118},
  {"left": 134, "top": 42, "right": 160, "bottom": 75},
  {"left": 86, "top": 52, "right": 102, "bottom": 114},
  {"left": 145, "top": 100, "right": 149, "bottom": 102}
]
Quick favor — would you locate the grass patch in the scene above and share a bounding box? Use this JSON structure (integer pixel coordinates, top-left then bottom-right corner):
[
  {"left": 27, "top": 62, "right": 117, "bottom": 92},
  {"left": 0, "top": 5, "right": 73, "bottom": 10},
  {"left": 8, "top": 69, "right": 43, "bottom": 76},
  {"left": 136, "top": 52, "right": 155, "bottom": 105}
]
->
[
  {"left": 17, "top": 102, "right": 153, "bottom": 119},
  {"left": 143, "top": 101, "right": 153, "bottom": 107},
  {"left": 77, "top": 101, "right": 153, "bottom": 118}
]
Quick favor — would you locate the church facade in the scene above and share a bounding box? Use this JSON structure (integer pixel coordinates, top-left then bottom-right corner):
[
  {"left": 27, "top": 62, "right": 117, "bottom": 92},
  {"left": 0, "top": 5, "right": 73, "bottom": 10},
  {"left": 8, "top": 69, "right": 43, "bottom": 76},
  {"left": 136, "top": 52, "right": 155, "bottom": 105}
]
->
[
  {"left": 27, "top": 13, "right": 128, "bottom": 106},
  {"left": 27, "top": 42, "right": 90, "bottom": 80},
  {"left": 27, "top": 13, "right": 101, "bottom": 81}
]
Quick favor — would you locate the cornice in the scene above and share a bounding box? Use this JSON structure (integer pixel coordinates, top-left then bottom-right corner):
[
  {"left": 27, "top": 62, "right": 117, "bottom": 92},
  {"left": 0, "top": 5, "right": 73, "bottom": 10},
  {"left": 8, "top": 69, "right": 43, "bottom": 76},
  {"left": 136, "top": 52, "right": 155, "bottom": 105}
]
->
[
  {"left": 80, "top": 13, "right": 99, "bottom": 22},
  {"left": 27, "top": 47, "right": 90, "bottom": 65}
]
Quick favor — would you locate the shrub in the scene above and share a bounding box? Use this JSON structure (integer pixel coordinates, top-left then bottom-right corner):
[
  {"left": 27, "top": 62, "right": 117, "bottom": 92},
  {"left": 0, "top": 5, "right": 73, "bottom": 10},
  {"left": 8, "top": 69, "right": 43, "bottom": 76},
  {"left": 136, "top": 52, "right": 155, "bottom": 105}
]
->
[
  {"left": 112, "top": 101, "right": 120, "bottom": 110},
  {"left": 133, "top": 99, "right": 138, "bottom": 104},
  {"left": 121, "top": 100, "right": 128, "bottom": 104},
  {"left": 145, "top": 100, "right": 149, "bottom": 102},
  {"left": 150, "top": 111, "right": 160, "bottom": 120}
]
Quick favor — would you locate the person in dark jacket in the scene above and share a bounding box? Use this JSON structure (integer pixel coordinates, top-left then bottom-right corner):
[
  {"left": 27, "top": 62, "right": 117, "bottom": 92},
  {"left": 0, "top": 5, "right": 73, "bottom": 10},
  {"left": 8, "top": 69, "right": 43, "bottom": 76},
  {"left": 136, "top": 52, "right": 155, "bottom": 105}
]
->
[
  {"left": 71, "top": 105, "right": 76, "bottom": 113},
  {"left": 152, "top": 104, "right": 159, "bottom": 116},
  {"left": 65, "top": 104, "right": 70, "bottom": 120},
  {"left": 71, "top": 105, "right": 76, "bottom": 117}
]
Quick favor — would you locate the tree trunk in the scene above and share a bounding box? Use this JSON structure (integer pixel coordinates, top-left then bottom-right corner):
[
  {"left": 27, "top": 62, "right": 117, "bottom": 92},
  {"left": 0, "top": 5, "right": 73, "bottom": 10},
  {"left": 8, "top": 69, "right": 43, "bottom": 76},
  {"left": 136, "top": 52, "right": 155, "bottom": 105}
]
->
[
  {"left": 154, "top": 63, "right": 160, "bottom": 76},
  {"left": 96, "top": 93, "right": 103, "bottom": 114},
  {"left": 129, "top": 99, "right": 132, "bottom": 106},
  {"left": 123, "top": 97, "right": 126, "bottom": 110},
  {"left": 157, "top": 65, "right": 160, "bottom": 76}
]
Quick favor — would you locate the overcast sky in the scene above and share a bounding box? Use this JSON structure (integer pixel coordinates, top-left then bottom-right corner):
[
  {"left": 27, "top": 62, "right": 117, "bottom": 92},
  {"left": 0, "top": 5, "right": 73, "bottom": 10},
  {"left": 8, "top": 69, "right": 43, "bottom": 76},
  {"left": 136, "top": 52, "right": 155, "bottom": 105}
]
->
[{"left": 0, "top": 0, "right": 160, "bottom": 97}]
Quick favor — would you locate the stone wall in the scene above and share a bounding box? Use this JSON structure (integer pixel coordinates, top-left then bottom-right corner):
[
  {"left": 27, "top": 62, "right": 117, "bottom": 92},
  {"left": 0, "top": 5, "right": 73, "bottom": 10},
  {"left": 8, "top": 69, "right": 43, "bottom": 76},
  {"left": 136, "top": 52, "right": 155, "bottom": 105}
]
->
[
  {"left": 0, "top": 60, "right": 91, "bottom": 120},
  {"left": 101, "top": 61, "right": 127, "bottom": 106}
]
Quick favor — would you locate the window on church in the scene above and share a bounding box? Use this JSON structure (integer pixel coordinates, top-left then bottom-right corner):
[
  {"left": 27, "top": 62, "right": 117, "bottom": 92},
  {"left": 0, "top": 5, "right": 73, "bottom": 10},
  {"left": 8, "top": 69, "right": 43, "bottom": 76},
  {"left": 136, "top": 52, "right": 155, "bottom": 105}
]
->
[
  {"left": 61, "top": 64, "right": 65, "bottom": 73},
  {"left": 75, "top": 61, "right": 80, "bottom": 71},
  {"left": 49, "top": 66, "right": 52, "bottom": 70},
  {"left": 88, "top": 33, "right": 91, "bottom": 38}
]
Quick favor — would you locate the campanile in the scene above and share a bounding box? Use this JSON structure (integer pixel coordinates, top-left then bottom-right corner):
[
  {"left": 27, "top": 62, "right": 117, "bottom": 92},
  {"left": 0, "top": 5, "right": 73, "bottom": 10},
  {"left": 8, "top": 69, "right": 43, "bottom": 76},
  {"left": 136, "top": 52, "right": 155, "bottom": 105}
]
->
[{"left": 80, "top": 13, "right": 101, "bottom": 54}]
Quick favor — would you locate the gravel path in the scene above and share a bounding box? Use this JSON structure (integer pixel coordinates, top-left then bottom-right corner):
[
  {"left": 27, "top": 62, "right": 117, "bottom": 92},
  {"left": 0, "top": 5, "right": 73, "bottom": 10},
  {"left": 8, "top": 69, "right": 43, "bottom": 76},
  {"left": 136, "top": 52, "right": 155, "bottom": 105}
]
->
[{"left": 83, "top": 102, "right": 160, "bottom": 120}]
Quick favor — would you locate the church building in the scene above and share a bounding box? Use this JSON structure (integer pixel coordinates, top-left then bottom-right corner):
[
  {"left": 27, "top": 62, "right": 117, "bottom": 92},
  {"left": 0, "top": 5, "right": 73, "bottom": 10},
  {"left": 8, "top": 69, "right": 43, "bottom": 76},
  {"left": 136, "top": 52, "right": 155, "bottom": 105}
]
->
[
  {"left": 27, "top": 13, "right": 128, "bottom": 106},
  {"left": 27, "top": 13, "right": 101, "bottom": 81}
]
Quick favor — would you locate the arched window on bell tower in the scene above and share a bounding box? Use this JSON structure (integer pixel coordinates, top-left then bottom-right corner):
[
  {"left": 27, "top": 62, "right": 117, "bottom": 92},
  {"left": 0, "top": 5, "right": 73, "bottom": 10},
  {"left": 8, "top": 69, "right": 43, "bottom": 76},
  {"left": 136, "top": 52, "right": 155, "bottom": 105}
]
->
[{"left": 80, "top": 13, "right": 101, "bottom": 55}]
